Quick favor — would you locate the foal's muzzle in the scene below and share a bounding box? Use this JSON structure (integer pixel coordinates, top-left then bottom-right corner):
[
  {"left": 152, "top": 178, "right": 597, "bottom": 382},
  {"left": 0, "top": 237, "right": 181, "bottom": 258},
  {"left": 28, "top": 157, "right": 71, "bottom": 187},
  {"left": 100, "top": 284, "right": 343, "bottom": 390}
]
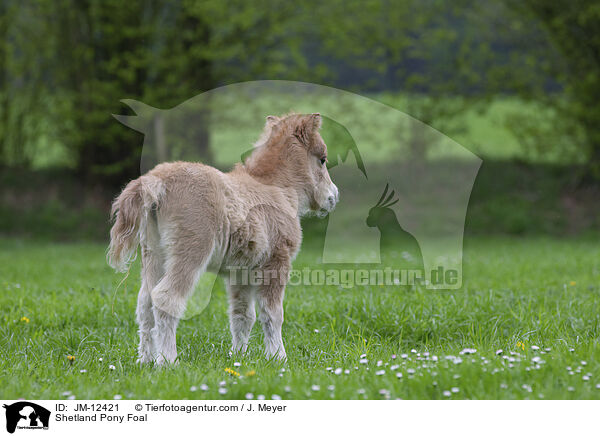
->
[{"left": 317, "top": 183, "right": 339, "bottom": 217}]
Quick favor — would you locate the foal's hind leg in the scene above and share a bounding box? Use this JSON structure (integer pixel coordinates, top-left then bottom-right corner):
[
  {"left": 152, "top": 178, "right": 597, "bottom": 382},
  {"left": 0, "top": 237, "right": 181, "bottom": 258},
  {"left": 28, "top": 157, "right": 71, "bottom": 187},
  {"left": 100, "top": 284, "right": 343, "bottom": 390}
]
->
[
  {"left": 150, "top": 253, "right": 209, "bottom": 365},
  {"left": 136, "top": 240, "right": 164, "bottom": 363}
]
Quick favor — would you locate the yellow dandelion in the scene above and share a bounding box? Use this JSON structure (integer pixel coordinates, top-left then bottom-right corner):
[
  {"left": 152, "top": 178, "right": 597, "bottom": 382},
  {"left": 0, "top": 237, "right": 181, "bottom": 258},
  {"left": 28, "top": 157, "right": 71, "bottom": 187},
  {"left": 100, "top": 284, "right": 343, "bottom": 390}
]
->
[
  {"left": 20, "top": 316, "right": 30, "bottom": 323},
  {"left": 224, "top": 367, "right": 240, "bottom": 377},
  {"left": 516, "top": 341, "right": 525, "bottom": 351},
  {"left": 245, "top": 370, "right": 256, "bottom": 377},
  {"left": 67, "top": 355, "right": 76, "bottom": 363},
  {"left": 569, "top": 281, "right": 576, "bottom": 286}
]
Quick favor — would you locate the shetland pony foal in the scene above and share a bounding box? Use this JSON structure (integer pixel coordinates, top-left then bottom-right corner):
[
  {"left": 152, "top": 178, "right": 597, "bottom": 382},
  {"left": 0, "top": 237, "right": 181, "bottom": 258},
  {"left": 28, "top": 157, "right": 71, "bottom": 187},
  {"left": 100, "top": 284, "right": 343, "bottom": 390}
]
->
[{"left": 108, "top": 113, "right": 338, "bottom": 364}]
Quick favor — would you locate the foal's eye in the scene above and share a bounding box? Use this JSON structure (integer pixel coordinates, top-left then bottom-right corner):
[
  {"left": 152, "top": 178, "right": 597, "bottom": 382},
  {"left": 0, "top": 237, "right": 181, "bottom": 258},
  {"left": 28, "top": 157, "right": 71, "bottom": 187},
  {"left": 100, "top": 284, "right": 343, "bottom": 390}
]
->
[{"left": 320, "top": 157, "right": 327, "bottom": 165}]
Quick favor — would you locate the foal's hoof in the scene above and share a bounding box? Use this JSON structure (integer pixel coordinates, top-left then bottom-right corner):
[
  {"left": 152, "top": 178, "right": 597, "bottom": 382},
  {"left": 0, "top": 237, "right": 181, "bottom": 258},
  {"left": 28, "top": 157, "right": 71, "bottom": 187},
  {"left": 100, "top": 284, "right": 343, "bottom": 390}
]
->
[
  {"left": 154, "top": 354, "right": 179, "bottom": 366},
  {"left": 136, "top": 354, "right": 154, "bottom": 365},
  {"left": 266, "top": 351, "right": 287, "bottom": 362}
]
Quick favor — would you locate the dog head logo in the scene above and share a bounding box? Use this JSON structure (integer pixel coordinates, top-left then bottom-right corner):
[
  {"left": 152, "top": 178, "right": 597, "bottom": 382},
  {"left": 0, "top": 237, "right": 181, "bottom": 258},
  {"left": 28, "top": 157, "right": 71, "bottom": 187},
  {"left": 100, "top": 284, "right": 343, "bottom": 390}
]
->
[
  {"left": 3, "top": 402, "right": 50, "bottom": 434},
  {"left": 113, "top": 80, "right": 481, "bottom": 319}
]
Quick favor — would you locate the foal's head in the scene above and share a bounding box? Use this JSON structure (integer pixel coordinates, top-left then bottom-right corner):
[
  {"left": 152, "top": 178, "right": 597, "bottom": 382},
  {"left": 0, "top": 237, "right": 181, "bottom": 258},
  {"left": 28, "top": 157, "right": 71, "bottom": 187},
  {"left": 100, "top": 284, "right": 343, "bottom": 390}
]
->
[{"left": 245, "top": 113, "right": 339, "bottom": 217}]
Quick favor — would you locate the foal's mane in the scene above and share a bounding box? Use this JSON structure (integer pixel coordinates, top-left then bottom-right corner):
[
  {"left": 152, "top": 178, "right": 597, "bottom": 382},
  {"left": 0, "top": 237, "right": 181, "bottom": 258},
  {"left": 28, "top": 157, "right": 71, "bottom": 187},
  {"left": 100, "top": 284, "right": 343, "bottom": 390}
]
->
[
  {"left": 243, "top": 112, "right": 323, "bottom": 182},
  {"left": 251, "top": 112, "right": 298, "bottom": 150}
]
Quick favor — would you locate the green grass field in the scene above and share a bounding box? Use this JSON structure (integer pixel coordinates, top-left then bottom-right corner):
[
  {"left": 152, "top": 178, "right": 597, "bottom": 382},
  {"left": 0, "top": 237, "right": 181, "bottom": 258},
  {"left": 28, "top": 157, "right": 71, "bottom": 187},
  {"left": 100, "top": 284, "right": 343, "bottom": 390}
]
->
[{"left": 1, "top": 235, "right": 599, "bottom": 400}]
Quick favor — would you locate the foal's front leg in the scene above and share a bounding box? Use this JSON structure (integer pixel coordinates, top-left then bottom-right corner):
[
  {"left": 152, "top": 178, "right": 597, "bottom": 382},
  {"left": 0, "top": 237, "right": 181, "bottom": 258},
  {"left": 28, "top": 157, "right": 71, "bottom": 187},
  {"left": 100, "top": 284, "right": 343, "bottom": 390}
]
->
[
  {"left": 227, "top": 282, "right": 257, "bottom": 354},
  {"left": 257, "top": 264, "right": 288, "bottom": 360},
  {"left": 136, "top": 287, "right": 155, "bottom": 363}
]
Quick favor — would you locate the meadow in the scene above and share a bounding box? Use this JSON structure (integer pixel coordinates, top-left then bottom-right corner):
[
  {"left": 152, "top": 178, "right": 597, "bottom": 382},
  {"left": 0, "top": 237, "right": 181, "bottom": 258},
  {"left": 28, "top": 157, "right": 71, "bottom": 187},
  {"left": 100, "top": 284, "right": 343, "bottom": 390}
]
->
[
  {"left": 1, "top": 235, "right": 599, "bottom": 400},
  {"left": 1, "top": 94, "right": 599, "bottom": 400}
]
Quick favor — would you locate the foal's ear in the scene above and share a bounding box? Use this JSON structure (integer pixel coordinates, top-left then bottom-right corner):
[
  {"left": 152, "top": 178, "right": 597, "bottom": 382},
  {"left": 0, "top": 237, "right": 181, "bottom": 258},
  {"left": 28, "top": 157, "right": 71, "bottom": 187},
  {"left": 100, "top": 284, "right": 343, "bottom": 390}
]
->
[
  {"left": 265, "top": 115, "right": 280, "bottom": 126},
  {"left": 294, "top": 113, "right": 322, "bottom": 147},
  {"left": 309, "top": 113, "right": 322, "bottom": 130},
  {"left": 263, "top": 115, "right": 282, "bottom": 138}
]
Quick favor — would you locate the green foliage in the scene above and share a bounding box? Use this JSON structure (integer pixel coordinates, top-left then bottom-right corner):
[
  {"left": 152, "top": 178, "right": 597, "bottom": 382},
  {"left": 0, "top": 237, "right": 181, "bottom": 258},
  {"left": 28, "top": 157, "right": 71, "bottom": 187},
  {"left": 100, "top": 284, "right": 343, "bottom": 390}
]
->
[
  {"left": 0, "top": 0, "right": 314, "bottom": 184},
  {"left": 0, "top": 200, "right": 107, "bottom": 241},
  {"left": 1, "top": 158, "right": 599, "bottom": 240},
  {"left": 311, "top": 0, "right": 478, "bottom": 159},
  {"left": 505, "top": 0, "right": 600, "bottom": 174},
  {"left": 0, "top": 168, "right": 110, "bottom": 240}
]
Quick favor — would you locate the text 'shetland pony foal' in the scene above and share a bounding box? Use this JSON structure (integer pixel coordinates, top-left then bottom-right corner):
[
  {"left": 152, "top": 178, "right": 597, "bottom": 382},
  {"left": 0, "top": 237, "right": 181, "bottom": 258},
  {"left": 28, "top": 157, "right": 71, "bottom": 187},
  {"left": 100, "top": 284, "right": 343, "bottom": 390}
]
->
[{"left": 108, "top": 113, "right": 338, "bottom": 364}]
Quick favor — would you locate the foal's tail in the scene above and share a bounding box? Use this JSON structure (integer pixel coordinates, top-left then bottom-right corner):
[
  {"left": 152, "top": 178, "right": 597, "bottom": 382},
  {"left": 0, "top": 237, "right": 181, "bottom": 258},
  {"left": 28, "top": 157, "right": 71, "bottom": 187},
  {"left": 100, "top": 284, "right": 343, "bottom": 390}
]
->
[{"left": 107, "top": 174, "right": 165, "bottom": 272}]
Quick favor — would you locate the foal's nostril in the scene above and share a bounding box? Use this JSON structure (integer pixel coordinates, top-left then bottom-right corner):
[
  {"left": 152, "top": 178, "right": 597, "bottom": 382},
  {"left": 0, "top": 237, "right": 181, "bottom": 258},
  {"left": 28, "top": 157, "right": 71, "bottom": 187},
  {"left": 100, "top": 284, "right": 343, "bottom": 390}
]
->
[
  {"left": 333, "top": 186, "right": 340, "bottom": 202},
  {"left": 328, "top": 195, "right": 336, "bottom": 207}
]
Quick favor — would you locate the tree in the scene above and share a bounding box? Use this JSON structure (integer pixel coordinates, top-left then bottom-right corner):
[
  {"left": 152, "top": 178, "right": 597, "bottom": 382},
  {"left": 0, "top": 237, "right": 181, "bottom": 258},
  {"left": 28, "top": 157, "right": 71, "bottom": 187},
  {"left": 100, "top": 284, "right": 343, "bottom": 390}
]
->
[
  {"left": 0, "top": 1, "right": 57, "bottom": 168},
  {"left": 515, "top": 0, "right": 600, "bottom": 177},
  {"left": 1, "top": 0, "right": 317, "bottom": 185},
  {"left": 141, "top": 0, "right": 312, "bottom": 165},
  {"left": 309, "top": 0, "right": 499, "bottom": 160}
]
